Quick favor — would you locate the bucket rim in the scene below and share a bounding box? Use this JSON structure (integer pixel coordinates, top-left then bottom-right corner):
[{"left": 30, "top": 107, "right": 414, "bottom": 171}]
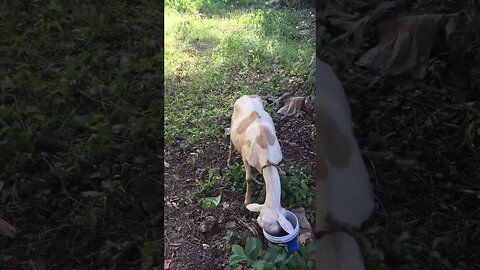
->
[{"left": 262, "top": 210, "right": 299, "bottom": 243}]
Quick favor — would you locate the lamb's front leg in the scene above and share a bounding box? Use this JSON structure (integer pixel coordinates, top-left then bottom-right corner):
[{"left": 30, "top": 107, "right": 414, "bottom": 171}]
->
[{"left": 243, "top": 158, "right": 253, "bottom": 205}]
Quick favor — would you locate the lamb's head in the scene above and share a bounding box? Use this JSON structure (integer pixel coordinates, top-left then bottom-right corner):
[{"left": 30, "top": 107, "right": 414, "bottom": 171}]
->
[{"left": 246, "top": 203, "right": 294, "bottom": 236}]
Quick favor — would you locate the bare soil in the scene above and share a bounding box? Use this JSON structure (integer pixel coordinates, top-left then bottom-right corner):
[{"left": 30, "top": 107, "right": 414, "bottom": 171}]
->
[{"left": 164, "top": 109, "right": 315, "bottom": 269}]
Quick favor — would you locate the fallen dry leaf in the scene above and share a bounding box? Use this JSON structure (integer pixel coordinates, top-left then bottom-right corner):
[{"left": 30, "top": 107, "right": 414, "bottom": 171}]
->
[
  {"left": 0, "top": 217, "right": 16, "bottom": 238},
  {"left": 330, "top": 15, "right": 371, "bottom": 52},
  {"left": 277, "top": 96, "right": 313, "bottom": 117},
  {"left": 291, "top": 207, "right": 312, "bottom": 231},
  {"left": 320, "top": 1, "right": 398, "bottom": 52},
  {"left": 356, "top": 14, "right": 461, "bottom": 78}
]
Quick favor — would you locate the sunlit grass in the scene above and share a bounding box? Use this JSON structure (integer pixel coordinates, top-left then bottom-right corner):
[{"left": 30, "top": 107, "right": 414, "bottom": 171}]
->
[{"left": 164, "top": 6, "right": 315, "bottom": 147}]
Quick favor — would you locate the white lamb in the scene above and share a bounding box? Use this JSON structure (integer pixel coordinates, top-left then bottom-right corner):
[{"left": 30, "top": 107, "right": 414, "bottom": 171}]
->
[{"left": 228, "top": 95, "right": 294, "bottom": 236}]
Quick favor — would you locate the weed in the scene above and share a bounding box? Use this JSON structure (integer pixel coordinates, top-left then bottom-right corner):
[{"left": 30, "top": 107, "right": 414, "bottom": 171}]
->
[
  {"left": 226, "top": 162, "right": 246, "bottom": 191},
  {"left": 225, "top": 163, "right": 313, "bottom": 208},
  {"left": 465, "top": 112, "right": 480, "bottom": 148},
  {"left": 183, "top": 168, "right": 222, "bottom": 204},
  {"left": 230, "top": 237, "right": 315, "bottom": 270},
  {"left": 201, "top": 194, "right": 222, "bottom": 210},
  {"left": 139, "top": 241, "right": 157, "bottom": 270},
  {"left": 166, "top": 0, "right": 199, "bottom": 14},
  {"left": 280, "top": 168, "right": 314, "bottom": 208}
]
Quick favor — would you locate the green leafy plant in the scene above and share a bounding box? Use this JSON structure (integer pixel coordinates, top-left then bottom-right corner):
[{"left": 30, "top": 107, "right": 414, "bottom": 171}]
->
[
  {"left": 226, "top": 162, "right": 246, "bottom": 191},
  {"left": 165, "top": 0, "right": 199, "bottom": 14},
  {"left": 465, "top": 112, "right": 480, "bottom": 148},
  {"left": 201, "top": 168, "right": 222, "bottom": 192},
  {"left": 201, "top": 194, "right": 221, "bottom": 210},
  {"left": 230, "top": 237, "right": 315, "bottom": 270},
  {"left": 280, "top": 169, "right": 313, "bottom": 208},
  {"left": 183, "top": 168, "right": 223, "bottom": 205},
  {"left": 139, "top": 242, "right": 156, "bottom": 270}
]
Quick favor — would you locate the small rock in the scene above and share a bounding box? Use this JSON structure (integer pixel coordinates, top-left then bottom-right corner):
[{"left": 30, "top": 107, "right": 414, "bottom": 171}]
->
[
  {"left": 199, "top": 216, "right": 217, "bottom": 233},
  {"left": 291, "top": 207, "right": 312, "bottom": 230},
  {"left": 299, "top": 232, "right": 312, "bottom": 246},
  {"left": 225, "top": 221, "right": 236, "bottom": 229},
  {"left": 166, "top": 201, "right": 179, "bottom": 209},
  {"left": 111, "top": 124, "right": 127, "bottom": 134},
  {"left": 88, "top": 172, "right": 102, "bottom": 179}
]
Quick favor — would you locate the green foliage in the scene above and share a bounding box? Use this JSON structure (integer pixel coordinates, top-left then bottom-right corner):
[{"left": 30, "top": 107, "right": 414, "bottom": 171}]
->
[
  {"left": 203, "top": 168, "right": 222, "bottom": 192},
  {"left": 166, "top": 0, "right": 199, "bottom": 14},
  {"left": 226, "top": 162, "right": 246, "bottom": 191},
  {"left": 230, "top": 237, "right": 315, "bottom": 270},
  {"left": 465, "top": 112, "right": 480, "bottom": 149},
  {"left": 280, "top": 169, "right": 313, "bottom": 208},
  {"left": 317, "top": 24, "right": 331, "bottom": 50},
  {"left": 139, "top": 242, "right": 157, "bottom": 270},
  {"left": 201, "top": 194, "right": 222, "bottom": 209},
  {"left": 183, "top": 168, "right": 223, "bottom": 204},
  {"left": 225, "top": 163, "right": 314, "bottom": 209}
]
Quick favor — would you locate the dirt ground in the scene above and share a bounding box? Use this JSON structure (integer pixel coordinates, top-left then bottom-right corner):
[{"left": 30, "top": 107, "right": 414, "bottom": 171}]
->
[
  {"left": 346, "top": 72, "right": 480, "bottom": 266},
  {"left": 164, "top": 110, "right": 314, "bottom": 269}
]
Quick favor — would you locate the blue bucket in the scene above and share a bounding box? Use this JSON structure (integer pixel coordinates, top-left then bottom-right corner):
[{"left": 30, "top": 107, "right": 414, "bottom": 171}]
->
[{"left": 262, "top": 210, "right": 300, "bottom": 254}]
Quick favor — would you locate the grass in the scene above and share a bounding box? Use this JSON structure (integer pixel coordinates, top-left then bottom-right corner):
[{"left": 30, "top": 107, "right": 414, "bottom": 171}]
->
[
  {"left": 164, "top": 2, "right": 315, "bottom": 148},
  {"left": 1, "top": 0, "right": 163, "bottom": 268},
  {"left": 465, "top": 111, "right": 480, "bottom": 149}
]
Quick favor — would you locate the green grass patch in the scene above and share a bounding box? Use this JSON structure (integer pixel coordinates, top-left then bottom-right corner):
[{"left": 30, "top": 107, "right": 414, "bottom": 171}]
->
[
  {"left": 1, "top": 0, "right": 163, "bottom": 267},
  {"left": 165, "top": 3, "right": 315, "bottom": 147},
  {"left": 1, "top": 1, "right": 163, "bottom": 176},
  {"left": 465, "top": 111, "right": 480, "bottom": 149}
]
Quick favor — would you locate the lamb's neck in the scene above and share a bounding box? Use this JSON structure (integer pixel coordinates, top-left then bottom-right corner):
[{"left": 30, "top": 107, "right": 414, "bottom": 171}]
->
[{"left": 263, "top": 166, "right": 282, "bottom": 209}]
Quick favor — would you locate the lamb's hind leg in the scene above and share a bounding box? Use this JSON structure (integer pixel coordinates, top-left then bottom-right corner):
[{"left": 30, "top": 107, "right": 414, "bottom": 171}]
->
[
  {"left": 227, "top": 140, "right": 234, "bottom": 167},
  {"left": 243, "top": 157, "right": 253, "bottom": 205}
]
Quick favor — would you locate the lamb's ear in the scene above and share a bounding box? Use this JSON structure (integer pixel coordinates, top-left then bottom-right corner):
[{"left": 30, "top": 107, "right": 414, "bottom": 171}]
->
[
  {"left": 246, "top": 203, "right": 263, "bottom": 212},
  {"left": 277, "top": 213, "right": 295, "bottom": 235}
]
